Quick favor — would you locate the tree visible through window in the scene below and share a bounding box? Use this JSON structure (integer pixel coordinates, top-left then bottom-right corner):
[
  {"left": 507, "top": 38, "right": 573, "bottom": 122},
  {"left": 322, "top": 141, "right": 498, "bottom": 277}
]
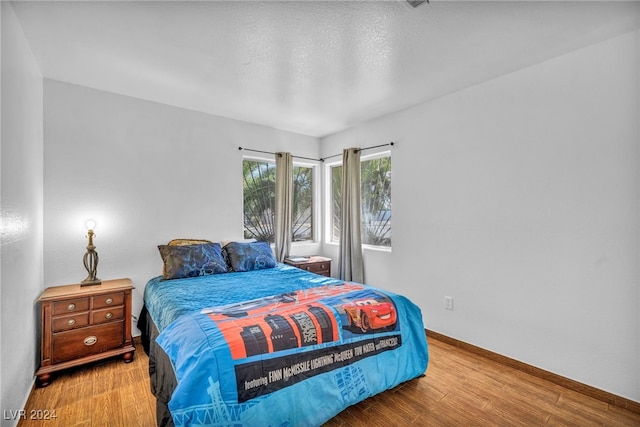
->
[
  {"left": 331, "top": 155, "right": 391, "bottom": 247},
  {"left": 243, "top": 159, "right": 313, "bottom": 243}
]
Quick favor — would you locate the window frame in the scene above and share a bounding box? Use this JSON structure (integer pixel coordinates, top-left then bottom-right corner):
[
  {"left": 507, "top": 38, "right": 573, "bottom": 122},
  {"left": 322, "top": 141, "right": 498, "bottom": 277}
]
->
[
  {"left": 242, "top": 155, "right": 320, "bottom": 245},
  {"left": 324, "top": 150, "right": 392, "bottom": 251}
]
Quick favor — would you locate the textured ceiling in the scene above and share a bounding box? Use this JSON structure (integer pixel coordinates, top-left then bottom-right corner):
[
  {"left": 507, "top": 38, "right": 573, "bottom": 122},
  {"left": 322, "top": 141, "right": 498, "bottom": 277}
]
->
[{"left": 10, "top": 0, "right": 640, "bottom": 137}]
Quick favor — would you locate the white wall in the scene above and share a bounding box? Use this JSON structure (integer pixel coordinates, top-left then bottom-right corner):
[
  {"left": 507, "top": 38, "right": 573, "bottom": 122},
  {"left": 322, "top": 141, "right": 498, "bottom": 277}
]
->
[
  {"left": 43, "top": 80, "right": 321, "bottom": 328},
  {"left": 0, "top": 2, "right": 44, "bottom": 425},
  {"left": 322, "top": 31, "right": 640, "bottom": 401}
]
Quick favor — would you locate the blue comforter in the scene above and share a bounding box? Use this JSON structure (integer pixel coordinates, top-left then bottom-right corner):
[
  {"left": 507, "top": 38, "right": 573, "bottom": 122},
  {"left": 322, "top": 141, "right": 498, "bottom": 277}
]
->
[{"left": 145, "top": 264, "right": 428, "bottom": 426}]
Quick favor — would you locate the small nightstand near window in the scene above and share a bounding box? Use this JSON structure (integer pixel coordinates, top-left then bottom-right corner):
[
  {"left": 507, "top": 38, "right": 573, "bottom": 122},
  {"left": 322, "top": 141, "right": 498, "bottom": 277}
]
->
[
  {"left": 35, "top": 278, "right": 135, "bottom": 387},
  {"left": 283, "top": 256, "right": 332, "bottom": 277}
]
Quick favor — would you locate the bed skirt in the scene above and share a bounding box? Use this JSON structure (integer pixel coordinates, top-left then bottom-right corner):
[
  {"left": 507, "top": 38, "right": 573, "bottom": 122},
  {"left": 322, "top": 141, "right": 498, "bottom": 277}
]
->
[{"left": 138, "top": 306, "right": 176, "bottom": 427}]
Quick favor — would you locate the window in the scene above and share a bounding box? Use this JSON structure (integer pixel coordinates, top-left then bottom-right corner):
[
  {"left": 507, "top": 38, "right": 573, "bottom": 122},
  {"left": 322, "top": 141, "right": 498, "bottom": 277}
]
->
[
  {"left": 330, "top": 165, "right": 342, "bottom": 242},
  {"left": 330, "top": 153, "right": 392, "bottom": 248},
  {"left": 243, "top": 159, "right": 314, "bottom": 243},
  {"left": 292, "top": 165, "right": 313, "bottom": 241}
]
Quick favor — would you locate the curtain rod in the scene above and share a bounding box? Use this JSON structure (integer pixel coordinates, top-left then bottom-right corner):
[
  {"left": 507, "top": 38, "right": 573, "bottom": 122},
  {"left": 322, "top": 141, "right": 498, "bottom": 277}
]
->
[
  {"left": 239, "top": 142, "right": 394, "bottom": 163},
  {"left": 238, "top": 147, "right": 320, "bottom": 162},
  {"left": 320, "top": 142, "right": 395, "bottom": 162}
]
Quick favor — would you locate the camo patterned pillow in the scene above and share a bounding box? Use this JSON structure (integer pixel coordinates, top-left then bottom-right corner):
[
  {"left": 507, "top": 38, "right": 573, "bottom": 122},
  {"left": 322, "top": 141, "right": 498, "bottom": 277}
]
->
[
  {"left": 223, "top": 241, "right": 277, "bottom": 272},
  {"left": 158, "top": 242, "right": 229, "bottom": 280},
  {"left": 168, "top": 238, "right": 212, "bottom": 246}
]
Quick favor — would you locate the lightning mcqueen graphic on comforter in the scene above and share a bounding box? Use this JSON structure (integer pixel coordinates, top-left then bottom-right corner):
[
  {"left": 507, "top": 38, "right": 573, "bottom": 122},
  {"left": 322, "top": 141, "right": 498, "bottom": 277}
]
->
[{"left": 148, "top": 265, "right": 428, "bottom": 427}]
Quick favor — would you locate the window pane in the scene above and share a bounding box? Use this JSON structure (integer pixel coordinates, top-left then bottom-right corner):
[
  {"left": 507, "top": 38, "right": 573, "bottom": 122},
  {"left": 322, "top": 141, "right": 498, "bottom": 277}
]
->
[
  {"left": 331, "top": 165, "right": 343, "bottom": 242},
  {"left": 292, "top": 166, "right": 313, "bottom": 241},
  {"left": 330, "top": 156, "right": 392, "bottom": 248},
  {"left": 243, "top": 160, "right": 275, "bottom": 242},
  {"left": 243, "top": 160, "right": 314, "bottom": 243},
  {"left": 361, "top": 156, "right": 391, "bottom": 247}
]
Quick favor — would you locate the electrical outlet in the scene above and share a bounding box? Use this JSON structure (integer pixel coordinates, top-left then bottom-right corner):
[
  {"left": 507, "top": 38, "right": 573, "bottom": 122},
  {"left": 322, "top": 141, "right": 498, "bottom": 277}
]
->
[{"left": 444, "top": 296, "right": 454, "bottom": 310}]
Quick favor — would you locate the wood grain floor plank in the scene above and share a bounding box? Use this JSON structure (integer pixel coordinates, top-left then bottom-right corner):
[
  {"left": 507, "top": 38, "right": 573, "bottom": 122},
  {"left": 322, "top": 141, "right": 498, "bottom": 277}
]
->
[
  {"left": 91, "top": 390, "right": 123, "bottom": 427},
  {"left": 606, "top": 405, "right": 640, "bottom": 426}
]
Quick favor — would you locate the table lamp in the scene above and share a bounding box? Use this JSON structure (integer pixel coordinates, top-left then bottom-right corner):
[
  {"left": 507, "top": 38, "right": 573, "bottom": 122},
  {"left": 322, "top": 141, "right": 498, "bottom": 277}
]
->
[{"left": 81, "top": 219, "right": 101, "bottom": 286}]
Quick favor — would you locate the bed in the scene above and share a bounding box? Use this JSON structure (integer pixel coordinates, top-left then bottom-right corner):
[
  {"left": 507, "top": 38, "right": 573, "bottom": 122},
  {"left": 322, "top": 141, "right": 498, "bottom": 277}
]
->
[{"left": 139, "top": 240, "right": 429, "bottom": 426}]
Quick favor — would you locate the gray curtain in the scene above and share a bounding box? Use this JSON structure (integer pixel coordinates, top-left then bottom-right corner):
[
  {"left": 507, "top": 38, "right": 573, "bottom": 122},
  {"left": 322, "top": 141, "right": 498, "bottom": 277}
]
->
[
  {"left": 338, "top": 148, "right": 364, "bottom": 282},
  {"left": 274, "top": 152, "right": 293, "bottom": 262}
]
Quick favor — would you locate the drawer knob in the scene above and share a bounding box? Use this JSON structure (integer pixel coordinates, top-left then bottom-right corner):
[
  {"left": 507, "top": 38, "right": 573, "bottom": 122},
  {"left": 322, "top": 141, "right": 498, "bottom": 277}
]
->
[
  {"left": 67, "top": 319, "right": 76, "bottom": 326},
  {"left": 105, "top": 298, "right": 113, "bottom": 305},
  {"left": 67, "top": 303, "right": 76, "bottom": 311},
  {"left": 83, "top": 336, "right": 97, "bottom": 346},
  {"left": 105, "top": 312, "right": 113, "bottom": 319}
]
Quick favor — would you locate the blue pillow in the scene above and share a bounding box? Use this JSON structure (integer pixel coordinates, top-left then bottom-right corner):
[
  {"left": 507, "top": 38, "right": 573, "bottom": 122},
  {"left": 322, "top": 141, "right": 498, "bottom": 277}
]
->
[
  {"left": 158, "top": 242, "right": 228, "bottom": 280},
  {"left": 223, "top": 241, "right": 277, "bottom": 272}
]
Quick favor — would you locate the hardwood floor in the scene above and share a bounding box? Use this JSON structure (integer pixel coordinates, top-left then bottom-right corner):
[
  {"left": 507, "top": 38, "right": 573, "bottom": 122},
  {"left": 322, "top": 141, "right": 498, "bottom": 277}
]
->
[
  {"left": 19, "top": 337, "right": 640, "bottom": 426},
  {"left": 325, "top": 338, "right": 640, "bottom": 427},
  {"left": 18, "top": 339, "right": 156, "bottom": 427}
]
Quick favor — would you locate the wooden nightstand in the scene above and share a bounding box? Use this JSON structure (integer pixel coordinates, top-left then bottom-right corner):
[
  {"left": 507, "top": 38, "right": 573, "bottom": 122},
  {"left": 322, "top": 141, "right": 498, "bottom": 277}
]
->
[
  {"left": 284, "top": 256, "right": 332, "bottom": 277},
  {"left": 35, "top": 278, "right": 135, "bottom": 387}
]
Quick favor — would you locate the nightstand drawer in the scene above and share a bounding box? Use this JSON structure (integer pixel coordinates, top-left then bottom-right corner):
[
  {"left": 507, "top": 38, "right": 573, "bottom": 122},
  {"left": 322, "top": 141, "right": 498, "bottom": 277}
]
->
[
  {"left": 52, "top": 313, "right": 90, "bottom": 332},
  {"left": 92, "top": 292, "right": 124, "bottom": 309},
  {"left": 284, "top": 256, "right": 332, "bottom": 277},
  {"left": 51, "top": 321, "right": 124, "bottom": 364},
  {"left": 53, "top": 297, "right": 90, "bottom": 315},
  {"left": 91, "top": 306, "right": 124, "bottom": 325},
  {"left": 307, "top": 262, "right": 330, "bottom": 273}
]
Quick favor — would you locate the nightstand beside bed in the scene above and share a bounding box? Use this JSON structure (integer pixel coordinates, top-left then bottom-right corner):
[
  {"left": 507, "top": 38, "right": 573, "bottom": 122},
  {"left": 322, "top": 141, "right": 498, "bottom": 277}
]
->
[
  {"left": 283, "top": 256, "right": 332, "bottom": 277},
  {"left": 35, "top": 278, "right": 135, "bottom": 387}
]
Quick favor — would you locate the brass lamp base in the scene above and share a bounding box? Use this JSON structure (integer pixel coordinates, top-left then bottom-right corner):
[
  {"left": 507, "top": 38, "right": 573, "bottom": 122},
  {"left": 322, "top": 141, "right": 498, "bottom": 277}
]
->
[
  {"left": 81, "top": 228, "right": 101, "bottom": 286},
  {"left": 81, "top": 278, "right": 102, "bottom": 287}
]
